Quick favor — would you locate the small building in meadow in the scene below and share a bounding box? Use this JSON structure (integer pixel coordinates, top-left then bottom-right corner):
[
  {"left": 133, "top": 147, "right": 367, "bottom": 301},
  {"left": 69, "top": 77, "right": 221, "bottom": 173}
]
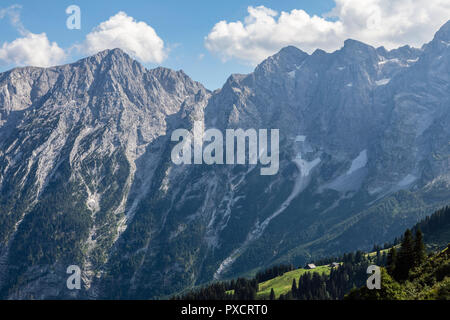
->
[
  {"left": 305, "top": 264, "right": 316, "bottom": 269},
  {"left": 330, "top": 262, "right": 340, "bottom": 268}
]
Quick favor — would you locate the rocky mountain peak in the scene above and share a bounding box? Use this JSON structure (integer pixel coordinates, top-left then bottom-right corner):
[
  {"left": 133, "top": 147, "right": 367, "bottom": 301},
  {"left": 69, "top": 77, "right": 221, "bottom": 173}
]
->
[
  {"left": 377, "top": 45, "right": 422, "bottom": 60},
  {"left": 277, "top": 45, "right": 308, "bottom": 59},
  {"left": 341, "top": 39, "right": 378, "bottom": 60},
  {"left": 75, "top": 48, "right": 138, "bottom": 70},
  {"left": 343, "top": 39, "right": 374, "bottom": 50},
  {"left": 255, "top": 45, "right": 308, "bottom": 75},
  {"left": 434, "top": 20, "right": 450, "bottom": 41}
]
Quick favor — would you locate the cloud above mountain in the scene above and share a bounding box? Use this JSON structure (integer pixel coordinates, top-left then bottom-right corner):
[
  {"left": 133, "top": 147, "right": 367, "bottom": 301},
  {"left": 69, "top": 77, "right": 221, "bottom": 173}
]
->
[
  {"left": 0, "top": 8, "right": 167, "bottom": 67},
  {"left": 0, "top": 32, "right": 66, "bottom": 67},
  {"left": 0, "top": 5, "right": 65, "bottom": 67},
  {"left": 205, "top": 0, "right": 450, "bottom": 64},
  {"left": 80, "top": 11, "right": 167, "bottom": 64}
]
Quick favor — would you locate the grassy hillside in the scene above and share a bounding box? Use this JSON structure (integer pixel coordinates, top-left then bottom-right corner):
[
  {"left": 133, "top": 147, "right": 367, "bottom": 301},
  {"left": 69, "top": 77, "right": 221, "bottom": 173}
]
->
[{"left": 257, "top": 265, "right": 331, "bottom": 299}]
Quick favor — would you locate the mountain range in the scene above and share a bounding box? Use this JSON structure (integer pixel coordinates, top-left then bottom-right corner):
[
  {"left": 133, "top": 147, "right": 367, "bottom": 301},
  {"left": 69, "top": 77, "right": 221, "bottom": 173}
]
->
[{"left": 0, "top": 21, "right": 449, "bottom": 299}]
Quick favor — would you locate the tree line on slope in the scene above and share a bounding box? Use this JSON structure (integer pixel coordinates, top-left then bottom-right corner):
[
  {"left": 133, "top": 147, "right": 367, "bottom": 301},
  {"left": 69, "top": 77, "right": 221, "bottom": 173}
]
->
[
  {"left": 173, "top": 206, "right": 449, "bottom": 300},
  {"left": 346, "top": 242, "right": 450, "bottom": 300}
]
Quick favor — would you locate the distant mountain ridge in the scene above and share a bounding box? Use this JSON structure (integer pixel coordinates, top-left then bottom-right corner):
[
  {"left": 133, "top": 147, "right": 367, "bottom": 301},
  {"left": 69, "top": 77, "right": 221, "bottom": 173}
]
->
[{"left": 0, "top": 21, "right": 449, "bottom": 299}]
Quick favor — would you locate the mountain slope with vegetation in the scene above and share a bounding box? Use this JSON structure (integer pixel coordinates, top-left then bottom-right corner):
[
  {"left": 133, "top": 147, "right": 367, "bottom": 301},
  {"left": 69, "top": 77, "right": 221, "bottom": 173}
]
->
[
  {"left": 176, "top": 206, "right": 450, "bottom": 300},
  {"left": 346, "top": 246, "right": 450, "bottom": 300},
  {"left": 256, "top": 265, "right": 330, "bottom": 299}
]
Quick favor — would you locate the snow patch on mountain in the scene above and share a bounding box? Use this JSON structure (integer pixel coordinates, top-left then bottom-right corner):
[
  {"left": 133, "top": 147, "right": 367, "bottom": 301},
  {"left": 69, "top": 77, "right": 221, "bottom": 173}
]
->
[
  {"left": 322, "top": 150, "right": 368, "bottom": 192},
  {"left": 347, "top": 150, "right": 368, "bottom": 175},
  {"left": 214, "top": 151, "right": 320, "bottom": 280},
  {"left": 398, "top": 174, "right": 418, "bottom": 187},
  {"left": 376, "top": 78, "right": 391, "bottom": 86}
]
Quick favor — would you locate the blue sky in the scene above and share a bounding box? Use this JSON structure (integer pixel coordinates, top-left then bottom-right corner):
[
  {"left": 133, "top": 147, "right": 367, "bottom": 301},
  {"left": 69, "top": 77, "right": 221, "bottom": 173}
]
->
[{"left": 0, "top": 0, "right": 449, "bottom": 90}]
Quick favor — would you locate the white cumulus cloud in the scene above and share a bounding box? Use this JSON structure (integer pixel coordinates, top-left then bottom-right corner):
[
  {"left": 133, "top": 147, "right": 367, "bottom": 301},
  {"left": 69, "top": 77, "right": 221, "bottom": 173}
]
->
[
  {"left": 0, "top": 32, "right": 66, "bottom": 67},
  {"left": 0, "top": 5, "right": 65, "bottom": 67},
  {"left": 205, "top": 0, "right": 450, "bottom": 65},
  {"left": 81, "top": 12, "right": 167, "bottom": 63}
]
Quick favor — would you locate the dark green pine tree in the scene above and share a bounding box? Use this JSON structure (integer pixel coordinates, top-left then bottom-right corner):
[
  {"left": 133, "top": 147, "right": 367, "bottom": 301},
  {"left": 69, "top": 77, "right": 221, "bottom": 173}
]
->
[
  {"left": 395, "top": 229, "right": 415, "bottom": 281},
  {"left": 414, "top": 229, "right": 426, "bottom": 267},
  {"left": 291, "top": 278, "right": 297, "bottom": 298},
  {"left": 270, "top": 288, "right": 275, "bottom": 300},
  {"left": 386, "top": 247, "right": 397, "bottom": 276}
]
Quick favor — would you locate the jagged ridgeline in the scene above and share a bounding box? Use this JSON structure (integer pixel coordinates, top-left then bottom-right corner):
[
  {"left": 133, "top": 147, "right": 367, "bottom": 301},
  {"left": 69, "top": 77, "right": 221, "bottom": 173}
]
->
[{"left": 0, "top": 21, "right": 449, "bottom": 299}]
